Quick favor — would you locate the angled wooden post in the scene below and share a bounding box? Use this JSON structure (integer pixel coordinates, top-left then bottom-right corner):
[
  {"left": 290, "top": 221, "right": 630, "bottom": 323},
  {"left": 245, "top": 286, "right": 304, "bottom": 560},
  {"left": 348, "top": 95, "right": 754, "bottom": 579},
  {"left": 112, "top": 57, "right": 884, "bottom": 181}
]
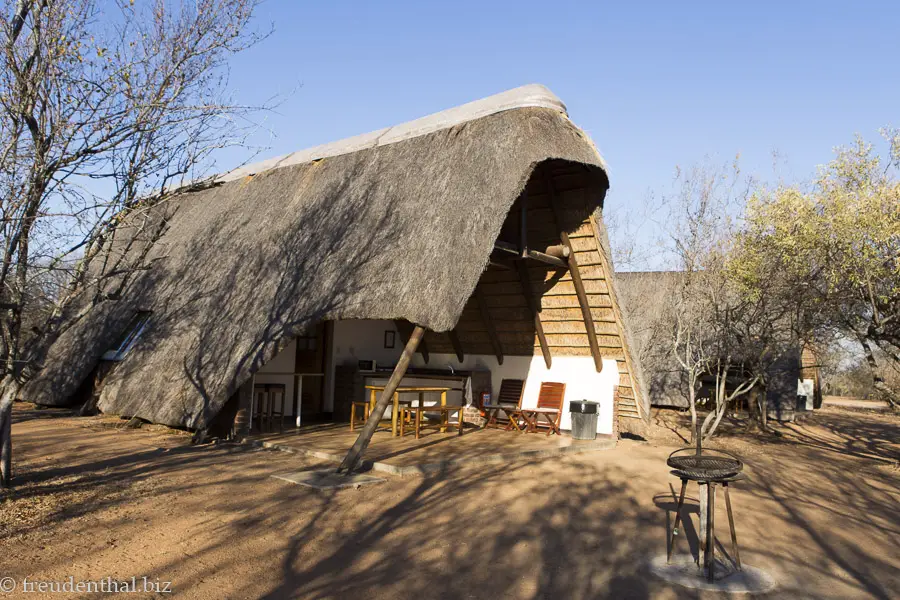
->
[
  {"left": 474, "top": 286, "right": 504, "bottom": 365},
  {"left": 545, "top": 172, "right": 603, "bottom": 372},
  {"left": 395, "top": 319, "right": 429, "bottom": 363},
  {"left": 566, "top": 252, "right": 603, "bottom": 373},
  {"left": 447, "top": 329, "right": 465, "bottom": 362},
  {"left": 517, "top": 261, "right": 552, "bottom": 369},
  {"left": 337, "top": 325, "right": 424, "bottom": 474},
  {"left": 516, "top": 187, "right": 552, "bottom": 369}
]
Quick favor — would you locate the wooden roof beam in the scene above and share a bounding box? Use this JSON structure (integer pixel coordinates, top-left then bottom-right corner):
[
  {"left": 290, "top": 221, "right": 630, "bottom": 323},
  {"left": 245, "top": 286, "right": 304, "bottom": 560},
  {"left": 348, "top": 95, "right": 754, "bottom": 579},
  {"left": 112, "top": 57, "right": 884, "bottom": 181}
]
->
[
  {"left": 517, "top": 261, "right": 552, "bottom": 369},
  {"left": 447, "top": 329, "right": 465, "bottom": 363},
  {"left": 493, "top": 240, "right": 569, "bottom": 269},
  {"left": 486, "top": 259, "right": 514, "bottom": 271},
  {"left": 544, "top": 171, "right": 603, "bottom": 373},
  {"left": 517, "top": 187, "right": 551, "bottom": 368},
  {"left": 494, "top": 239, "right": 570, "bottom": 259},
  {"left": 394, "top": 319, "right": 429, "bottom": 364},
  {"left": 474, "top": 286, "right": 504, "bottom": 365},
  {"left": 339, "top": 325, "right": 425, "bottom": 474}
]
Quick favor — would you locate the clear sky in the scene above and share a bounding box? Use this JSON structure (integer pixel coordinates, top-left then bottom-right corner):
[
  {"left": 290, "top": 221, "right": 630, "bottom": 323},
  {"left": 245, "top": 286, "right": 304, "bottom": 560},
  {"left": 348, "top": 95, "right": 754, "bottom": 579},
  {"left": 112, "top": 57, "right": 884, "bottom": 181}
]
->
[{"left": 219, "top": 1, "right": 899, "bottom": 265}]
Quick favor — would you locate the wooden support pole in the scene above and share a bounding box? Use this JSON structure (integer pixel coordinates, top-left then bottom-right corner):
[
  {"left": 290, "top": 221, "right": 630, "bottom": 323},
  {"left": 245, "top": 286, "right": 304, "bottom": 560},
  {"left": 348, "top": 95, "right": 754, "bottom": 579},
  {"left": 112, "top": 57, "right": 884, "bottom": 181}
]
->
[
  {"left": 517, "top": 260, "right": 551, "bottom": 369},
  {"left": 337, "top": 326, "right": 425, "bottom": 474},
  {"left": 447, "top": 329, "right": 465, "bottom": 363},
  {"left": 493, "top": 240, "right": 570, "bottom": 258},
  {"left": 567, "top": 253, "right": 602, "bottom": 372},
  {"left": 525, "top": 249, "right": 568, "bottom": 269},
  {"left": 474, "top": 287, "right": 504, "bottom": 365},
  {"left": 543, "top": 244, "right": 571, "bottom": 259},
  {"left": 492, "top": 241, "right": 519, "bottom": 254},
  {"left": 493, "top": 241, "right": 569, "bottom": 269},
  {"left": 516, "top": 185, "right": 551, "bottom": 369},
  {"left": 545, "top": 173, "right": 603, "bottom": 373},
  {"left": 395, "top": 320, "right": 429, "bottom": 364},
  {"left": 418, "top": 337, "right": 430, "bottom": 364}
]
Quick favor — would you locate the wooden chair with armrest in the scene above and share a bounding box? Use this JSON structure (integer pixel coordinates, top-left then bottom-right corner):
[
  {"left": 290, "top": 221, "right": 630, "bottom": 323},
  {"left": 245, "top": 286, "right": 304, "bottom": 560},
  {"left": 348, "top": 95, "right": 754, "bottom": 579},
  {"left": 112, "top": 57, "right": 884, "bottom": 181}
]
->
[
  {"left": 520, "top": 382, "right": 566, "bottom": 436},
  {"left": 483, "top": 378, "right": 526, "bottom": 431}
]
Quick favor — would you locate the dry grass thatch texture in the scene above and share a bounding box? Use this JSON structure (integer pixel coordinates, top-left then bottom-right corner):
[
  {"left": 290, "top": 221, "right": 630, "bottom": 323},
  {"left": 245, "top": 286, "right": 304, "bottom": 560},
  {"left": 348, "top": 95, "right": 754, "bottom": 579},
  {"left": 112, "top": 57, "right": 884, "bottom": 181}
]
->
[{"left": 24, "top": 105, "right": 612, "bottom": 428}]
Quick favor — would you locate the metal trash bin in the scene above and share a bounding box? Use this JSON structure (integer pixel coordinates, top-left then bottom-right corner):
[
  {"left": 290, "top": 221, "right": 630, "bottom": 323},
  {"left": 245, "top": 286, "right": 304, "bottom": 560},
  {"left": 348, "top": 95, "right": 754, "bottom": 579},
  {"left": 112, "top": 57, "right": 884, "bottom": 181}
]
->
[{"left": 570, "top": 400, "right": 599, "bottom": 440}]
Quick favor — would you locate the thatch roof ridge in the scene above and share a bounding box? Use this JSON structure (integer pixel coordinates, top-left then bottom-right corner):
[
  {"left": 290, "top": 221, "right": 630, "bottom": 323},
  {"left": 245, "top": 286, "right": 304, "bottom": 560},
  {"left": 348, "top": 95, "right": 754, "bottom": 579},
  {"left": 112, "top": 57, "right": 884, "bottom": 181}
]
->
[{"left": 219, "top": 84, "right": 578, "bottom": 183}]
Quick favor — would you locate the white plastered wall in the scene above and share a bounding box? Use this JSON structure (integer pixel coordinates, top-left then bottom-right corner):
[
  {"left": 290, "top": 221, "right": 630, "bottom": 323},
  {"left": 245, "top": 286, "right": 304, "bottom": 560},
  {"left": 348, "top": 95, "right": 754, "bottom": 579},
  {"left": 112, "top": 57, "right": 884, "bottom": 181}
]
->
[{"left": 254, "top": 339, "right": 297, "bottom": 416}]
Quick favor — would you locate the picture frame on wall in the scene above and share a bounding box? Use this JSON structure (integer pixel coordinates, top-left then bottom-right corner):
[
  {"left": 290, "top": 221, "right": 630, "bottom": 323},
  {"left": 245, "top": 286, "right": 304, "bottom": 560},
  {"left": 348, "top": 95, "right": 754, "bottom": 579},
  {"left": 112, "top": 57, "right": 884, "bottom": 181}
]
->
[{"left": 384, "top": 330, "right": 396, "bottom": 349}]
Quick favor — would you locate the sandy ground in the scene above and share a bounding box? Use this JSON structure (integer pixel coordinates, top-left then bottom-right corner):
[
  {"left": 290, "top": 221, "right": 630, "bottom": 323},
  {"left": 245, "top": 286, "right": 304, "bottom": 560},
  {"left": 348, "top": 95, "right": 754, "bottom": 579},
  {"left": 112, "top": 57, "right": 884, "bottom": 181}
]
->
[
  {"left": 822, "top": 395, "right": 891, "bottom": 411},
  {"left": 0, "top": 404, "right": 897, "bottom": 599}
]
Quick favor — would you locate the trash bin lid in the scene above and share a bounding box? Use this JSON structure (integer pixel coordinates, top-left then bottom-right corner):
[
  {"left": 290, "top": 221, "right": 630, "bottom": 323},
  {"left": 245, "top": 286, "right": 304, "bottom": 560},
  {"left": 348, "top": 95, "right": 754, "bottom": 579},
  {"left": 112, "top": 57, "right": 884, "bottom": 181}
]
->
[{"left": 569, "top": 400, "right": 598, "bottom": 414}]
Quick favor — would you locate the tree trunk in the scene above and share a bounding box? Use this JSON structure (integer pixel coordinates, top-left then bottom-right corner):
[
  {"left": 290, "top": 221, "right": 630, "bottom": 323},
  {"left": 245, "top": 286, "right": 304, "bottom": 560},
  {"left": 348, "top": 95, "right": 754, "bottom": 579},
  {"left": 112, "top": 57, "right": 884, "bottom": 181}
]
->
[
  {"left": 758, "top": 386, "right": 769, "bottom": 430},
  {"left": 0, "top": 383, "right": 16, "bottom": 488},
  {"left": 704, "top": 372, "right": 728, "bottom": 440},
  {"left": 3, "top": 187, "right": 42, "bottom": 380},
  {"left": 873, "top": 380, "right": 899, "bottom": 408},
  {"left": 699, "top": 409, "right": 716, "bottom": 441},
  {"left": 688, "top": 385, "right": 698, "bottom": 444},
  {"left": 859, "top": 337, "right": 900, "bottom": 408}
]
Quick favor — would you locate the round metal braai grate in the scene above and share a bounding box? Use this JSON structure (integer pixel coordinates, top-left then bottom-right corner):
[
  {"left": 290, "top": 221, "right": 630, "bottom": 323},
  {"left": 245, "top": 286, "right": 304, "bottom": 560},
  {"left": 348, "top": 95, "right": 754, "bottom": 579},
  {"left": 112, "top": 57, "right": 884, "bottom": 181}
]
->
[{"left": 667, "top": 453, "right": 743, "bottom": 480}]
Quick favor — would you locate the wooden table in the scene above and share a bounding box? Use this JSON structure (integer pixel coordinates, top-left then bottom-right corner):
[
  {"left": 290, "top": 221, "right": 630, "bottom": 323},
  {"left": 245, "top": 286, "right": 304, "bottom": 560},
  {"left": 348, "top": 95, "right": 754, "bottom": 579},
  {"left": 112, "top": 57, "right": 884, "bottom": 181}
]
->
[{"left": 363, "top": 385, "right": 452, "bottom": 437}]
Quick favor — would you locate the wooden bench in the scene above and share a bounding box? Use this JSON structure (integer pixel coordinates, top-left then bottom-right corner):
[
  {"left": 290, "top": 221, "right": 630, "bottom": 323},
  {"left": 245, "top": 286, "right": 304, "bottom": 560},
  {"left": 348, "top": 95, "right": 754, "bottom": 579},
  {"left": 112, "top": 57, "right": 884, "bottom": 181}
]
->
[{"left": 399, "top": 405, "right": 465, "bottom": 439}]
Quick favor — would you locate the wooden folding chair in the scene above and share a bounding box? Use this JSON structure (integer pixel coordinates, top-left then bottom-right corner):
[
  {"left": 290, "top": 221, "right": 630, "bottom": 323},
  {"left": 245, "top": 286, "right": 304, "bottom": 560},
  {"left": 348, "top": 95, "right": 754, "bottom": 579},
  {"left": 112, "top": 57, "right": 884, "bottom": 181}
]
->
[
  {"left": 520, "top": 382, "right": 566, "bottom": 436},
  {"left": 483, "top": 379, "right": 526, "bottom": 431}
]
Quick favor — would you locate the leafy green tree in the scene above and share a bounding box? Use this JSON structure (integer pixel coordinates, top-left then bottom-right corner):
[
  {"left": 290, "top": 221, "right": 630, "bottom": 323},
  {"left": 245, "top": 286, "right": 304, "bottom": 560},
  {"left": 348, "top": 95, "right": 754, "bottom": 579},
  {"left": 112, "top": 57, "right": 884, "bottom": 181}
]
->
[{"left": 734, "top": 131, "right": 900, "bottom": 406}]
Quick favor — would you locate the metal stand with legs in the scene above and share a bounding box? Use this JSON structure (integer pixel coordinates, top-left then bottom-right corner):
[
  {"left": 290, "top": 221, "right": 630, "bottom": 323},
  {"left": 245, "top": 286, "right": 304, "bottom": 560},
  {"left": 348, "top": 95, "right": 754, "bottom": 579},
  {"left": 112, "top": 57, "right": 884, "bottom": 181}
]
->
[{"left": 667, "top": 474, "right": 743, "bottom": 582}]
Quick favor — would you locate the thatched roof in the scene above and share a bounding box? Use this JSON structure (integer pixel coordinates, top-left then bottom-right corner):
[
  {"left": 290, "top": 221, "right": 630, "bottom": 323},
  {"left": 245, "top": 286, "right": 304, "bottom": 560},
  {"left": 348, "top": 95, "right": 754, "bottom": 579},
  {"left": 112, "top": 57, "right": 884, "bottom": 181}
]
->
[{"left": 23, "top": 84, "right": 616, "bottom": 428}]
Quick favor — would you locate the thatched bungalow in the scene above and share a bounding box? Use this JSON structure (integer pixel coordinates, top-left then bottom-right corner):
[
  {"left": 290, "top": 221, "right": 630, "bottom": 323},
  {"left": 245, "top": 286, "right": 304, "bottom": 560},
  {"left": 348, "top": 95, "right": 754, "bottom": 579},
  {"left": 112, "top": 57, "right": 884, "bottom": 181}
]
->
[
  {"left": 21, "top": 85, "right": 649, "bottom": 443},
  {"left": 617, "top": 270, "right": 822, "bottom": 419}
]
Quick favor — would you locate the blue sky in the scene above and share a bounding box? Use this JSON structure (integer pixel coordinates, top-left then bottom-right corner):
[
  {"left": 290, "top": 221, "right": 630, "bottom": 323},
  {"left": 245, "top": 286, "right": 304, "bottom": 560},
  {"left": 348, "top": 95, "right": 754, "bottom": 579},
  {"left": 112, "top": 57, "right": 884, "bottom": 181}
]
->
[{"left": 219, "top": 1, "right": 899, "bottom": 266}]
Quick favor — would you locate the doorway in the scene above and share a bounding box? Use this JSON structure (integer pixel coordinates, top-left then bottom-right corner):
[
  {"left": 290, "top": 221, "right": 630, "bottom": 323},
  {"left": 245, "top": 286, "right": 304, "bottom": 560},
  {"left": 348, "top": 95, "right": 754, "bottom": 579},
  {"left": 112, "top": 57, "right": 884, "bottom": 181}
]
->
[{"left": 294, "top": 322, "right": 328, "bottom": 418}]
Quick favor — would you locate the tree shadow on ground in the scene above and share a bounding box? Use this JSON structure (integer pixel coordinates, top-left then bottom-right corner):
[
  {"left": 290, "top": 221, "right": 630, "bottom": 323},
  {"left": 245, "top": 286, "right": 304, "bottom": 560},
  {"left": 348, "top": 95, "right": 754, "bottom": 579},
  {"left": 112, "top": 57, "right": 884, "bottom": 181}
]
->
[
  {"left": 9, "top": 403, "right": 79, "bottom": 425},
  {"left": 775, "top": 409, "right": 899, "bottom": 463},
  {"left": 4, "top": 407, "right": 899, "bottom": 599}
]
